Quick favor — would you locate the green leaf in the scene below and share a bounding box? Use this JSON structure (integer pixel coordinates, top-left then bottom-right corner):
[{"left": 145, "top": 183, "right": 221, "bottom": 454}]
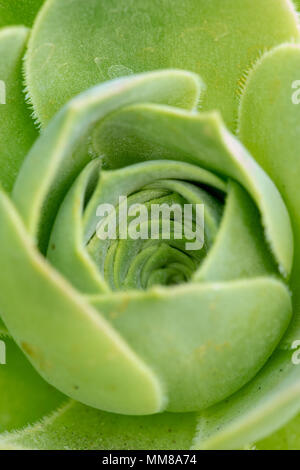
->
[
  {"left": 0, "top": 1, "right": 298, "bottom": 450},
  {"left": 0, "top": 320, "right": 7, "bottom": 335},
  {"left": 25, "top": 0, "right": 300, "bottom": 129},
  {"left": 3, "top": 69, "right": 291, "bottom": 416},
  {"left": 90, "top": 277, "right": 292, "bottom": 413},
  {"left": 192, "top": 350, "right": 300, "bottom": 450},
  {"left": 256, "top": 410, "right": 300, "bottom": 450},
  {"left": 195, "top": 183, "right": 277, "bottom": 282},
  {"left": 0, "top": 334, "right": 64, "bottom": 433},
  {"left": 0, "top": 0, "right": 44, "bottom": 27},
  {"left": 238, "top": 44, "right": 300, "bottom": 345},
  {"left": 94, "top": 103, "right": 293, "bottom": 276},
  {"left": 293, "top": 0, "right": 300, "bottom": 12},
  {"left": 0, "top": 400, "right": 197, "bottom": 450},
  {"left": 0, "top": 188, "right": 165, "bottom": 415},
  {"left": 13, "top": 70, "right": 200, "bottom": 249},
  {"left": 0, "top": 26, "right": 38, "bottom": 192}
]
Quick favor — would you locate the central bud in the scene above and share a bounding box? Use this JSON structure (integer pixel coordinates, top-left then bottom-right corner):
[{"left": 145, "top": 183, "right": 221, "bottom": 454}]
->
[{"left": 88, "top": 181, "right": 223, "bottom": 290}]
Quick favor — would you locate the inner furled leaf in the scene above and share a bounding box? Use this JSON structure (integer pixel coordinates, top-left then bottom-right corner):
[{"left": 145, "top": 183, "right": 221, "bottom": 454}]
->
[
  {"left": 0, "top": 27, "right": 38, "bottom": 192},
  {"left": 93, "top": 104, "right": 293, "bottom": 278},
  {"left": 48, "top": 158, "right": 225, "bottom": 294},
  {"left": 25, "top": 0, "right": 300, "bottom": 130},
  {"left": 13, "top": 70, "right": 200, "bottom": 255},
  {"left": 194, "top": 182, "right": 277, "bottom": 282}
]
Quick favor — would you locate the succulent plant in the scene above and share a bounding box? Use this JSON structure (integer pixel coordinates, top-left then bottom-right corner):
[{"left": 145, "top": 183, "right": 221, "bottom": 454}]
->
[{"left": 1, "top": 0, "right": 300, "bottom": 450}]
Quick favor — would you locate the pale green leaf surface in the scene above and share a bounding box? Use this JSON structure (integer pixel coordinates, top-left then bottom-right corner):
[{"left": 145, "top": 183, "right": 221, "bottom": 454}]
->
[
  {"left": 1, "top": 350, "right": 300, "bottom": 450},
  {"left": 25, "top": 0, "right": 300, "bottom": 129},
  {"left": 195, "top": 183, "right": 277, "bottom": 282},
  {"left": 0, "top": 400, "right": 197, "bottom": 450},
  {"left": 238, "top": 44, "right": 300, "bottom": 345},
  {"left": 90, "top": 278, "right": 292, "bottom": 413}
]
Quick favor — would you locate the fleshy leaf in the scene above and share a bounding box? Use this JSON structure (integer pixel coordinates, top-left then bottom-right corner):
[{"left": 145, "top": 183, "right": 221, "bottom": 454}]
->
[
  {"left": 0, "top": 320, "right": 7, "bottom": 335},
  {"left": 25, "top": 0, "right": 300, "bottom": 129},
  {"left": 0, "top": 0, "right": 298, "bottom": 449},
  {"left": 0, "top": 26, "right": 38, "bottom": 192},
  {"left": 90, "top": 277, "right": 292, "bottom": 412},
  {"left": 293, "top": 0, "right": 300, "bottom": 12},
  {"left": 13, "top": 69, "right": 201, "bottom": 249},
  {"left": 0, "top": 400, "right": 197, "bottom": 450},
  {"left": 0, "top": 0, "right": 44, "bottom": 27},
  {"left": 94, "top": 104, "right": 293, "bottom": 277},
  {"left": 256, "top": 411, "right": 300, "bottom": 450},
  {"left": 0, "top": 334, "right": 64, "bottom": 433},
  {"left": 192, "top": 350, "right": 300, "bottom": 450},
  {"left": 195, "top": 183, "right": 277, "bottom": 282},
  {"left": 238, "top": 44, "right": 300, "bottom": 345}
]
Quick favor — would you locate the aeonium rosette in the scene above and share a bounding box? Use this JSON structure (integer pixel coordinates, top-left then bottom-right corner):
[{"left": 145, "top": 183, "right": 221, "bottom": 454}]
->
[
  {"left": 0, "top": 68, "right": 295, "bottom": 441},
  {"left": 1, "top": 0, "right": 300, "bottom": 451}
]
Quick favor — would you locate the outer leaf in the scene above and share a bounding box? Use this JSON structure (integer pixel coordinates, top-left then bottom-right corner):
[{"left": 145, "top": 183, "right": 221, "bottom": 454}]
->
[
  {"left": 238, "top": 44, "right": 300, "bottom": 345},
  {"left": 13, "top": 70, "right": 200, "bottom": 249},
  {"left": 0, "top": 334, "right": 64, "bottom": 432},
  {"left": 0, "top": 400, "right": 197, "bottom": 450},
  {"left": 192, "top": 350, "right": 300, "bottom": 450},
  {"left": 25, "top": 0, "right": 300, "bottom": 129},
  {"left": 0, "top": 26, "right": 38, "bottom": 192},
  {"left": 0, "top": 189, "right": 165, "bottom": 416},
  {"left": 1, "top": 351, "right": 300, "bottom": 450},
  {"left": 0, "top": 0, "right": 44, "bottom": 27}
]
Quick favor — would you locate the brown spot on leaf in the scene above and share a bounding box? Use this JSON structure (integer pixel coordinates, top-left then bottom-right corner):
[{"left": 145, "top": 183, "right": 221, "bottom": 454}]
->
[{"left": 21, "top": 341, "right": 50, "bottom": 371}]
